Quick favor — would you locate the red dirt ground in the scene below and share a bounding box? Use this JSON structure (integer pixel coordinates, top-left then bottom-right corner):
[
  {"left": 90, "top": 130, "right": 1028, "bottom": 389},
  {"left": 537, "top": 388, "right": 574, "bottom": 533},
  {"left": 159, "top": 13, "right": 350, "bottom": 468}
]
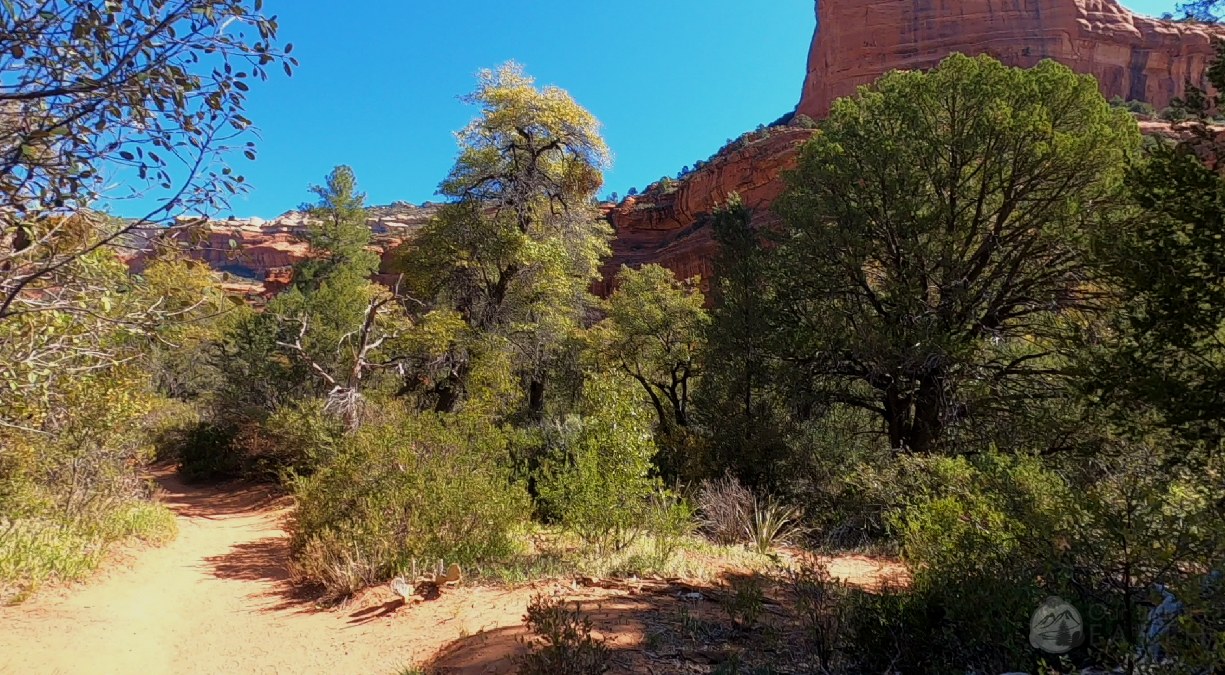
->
[{"left": 0, "top": 469, "right": 906, "bottom": 674}]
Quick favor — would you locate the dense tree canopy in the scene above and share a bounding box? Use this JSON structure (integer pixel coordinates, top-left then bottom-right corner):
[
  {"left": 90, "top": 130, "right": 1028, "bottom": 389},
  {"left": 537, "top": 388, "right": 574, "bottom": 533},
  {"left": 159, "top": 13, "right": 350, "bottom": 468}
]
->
[
  {"left": 400, "top": 63, "right": 611, "bottom": 416},
  {"left": 769, "top": 54, "right": 1140, "bottom": 454}
]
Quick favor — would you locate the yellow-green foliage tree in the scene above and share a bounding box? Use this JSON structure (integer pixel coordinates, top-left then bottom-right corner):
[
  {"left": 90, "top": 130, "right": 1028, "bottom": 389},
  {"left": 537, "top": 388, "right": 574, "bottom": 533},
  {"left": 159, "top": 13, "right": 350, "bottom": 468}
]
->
[
  {"left": 594, "top": 264, "right": 708, "bottom": 431},
  {"left": 400, "top": 63, "right": 612, "bottom": 417}
]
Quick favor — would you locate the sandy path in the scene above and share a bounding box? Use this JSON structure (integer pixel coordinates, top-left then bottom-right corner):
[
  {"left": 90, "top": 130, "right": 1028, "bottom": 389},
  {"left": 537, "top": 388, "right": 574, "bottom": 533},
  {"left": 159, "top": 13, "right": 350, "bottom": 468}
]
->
[
  {"left": 0, "top": 469, "right": 539, "bottom": 675},
  {"left": 0, "top": 469, "right": 909, "bottom": 675}
]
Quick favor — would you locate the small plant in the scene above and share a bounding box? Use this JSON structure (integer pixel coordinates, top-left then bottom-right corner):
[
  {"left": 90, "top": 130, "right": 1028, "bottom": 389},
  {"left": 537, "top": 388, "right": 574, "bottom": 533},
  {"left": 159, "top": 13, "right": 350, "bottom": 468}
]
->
[
  {"left": 722, "top": 574, "right": 766, "bottom": 631},
  {"left": 744, "top": 496, "right": 803, "bottom": 555},
  {"left": 645, "top": 489, "right": 695, "bottom": 568},
  {"left": 789, "top": 563, "right": 849, "bottom": 671},
  {"left": 696, "top": 473, "right": 754, "bottom": 545},
  {"left": 517, "top": 594, "right": 610, "bottom": 675}
]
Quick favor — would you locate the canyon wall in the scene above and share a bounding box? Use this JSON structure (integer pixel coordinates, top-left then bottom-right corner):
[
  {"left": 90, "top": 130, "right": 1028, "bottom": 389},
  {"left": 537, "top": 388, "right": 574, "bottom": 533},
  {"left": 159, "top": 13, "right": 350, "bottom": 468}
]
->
[
  {"left": 598, "top": 127, "right": 814, "bottom": 295},
  {"left": 125, "top": 203, "right": 438, "bottom": 296},
  {"left": 798, "top": 0, "right": 1225, "bottom": 120}
]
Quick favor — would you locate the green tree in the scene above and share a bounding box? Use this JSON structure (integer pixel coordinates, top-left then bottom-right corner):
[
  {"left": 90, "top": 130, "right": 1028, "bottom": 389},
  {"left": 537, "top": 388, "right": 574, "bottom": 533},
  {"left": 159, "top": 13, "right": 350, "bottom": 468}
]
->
[
  {"left": 694, "top": 196, "right": 791, "bottom": 486},
  {"left": 211, "top": 167, "right": 404, "bottom": 433},
  {"left": 400, "top": 63, "right": 611, "bottom": 417},
  {"left": 1086, "top": 52, "right": 1225, "bottom": 447},
  {"left": 290, "top": 166, "right": 379, "bottom": 293},
  {"left": 769, "top": 54, "right": 1139, "bottom": 455},
  {"left": 593, "top": 264, "right": 708, "bottom": 431}
]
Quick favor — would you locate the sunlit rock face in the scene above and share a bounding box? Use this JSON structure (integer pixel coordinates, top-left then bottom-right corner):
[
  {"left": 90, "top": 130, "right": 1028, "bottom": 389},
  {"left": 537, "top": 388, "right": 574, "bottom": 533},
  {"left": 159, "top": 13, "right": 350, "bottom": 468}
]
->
[
  {"left": 598, "top": 127, "right": 814, "bottom": 297},
  {"left": 123, "top": 202, "right": 440, "bottom": 295},
  {"left": 798, "top": 0, "right": 1225, "bottom": 120},
  {"left": 601, "top": 0, "right": 1225, "bottom": 295}
]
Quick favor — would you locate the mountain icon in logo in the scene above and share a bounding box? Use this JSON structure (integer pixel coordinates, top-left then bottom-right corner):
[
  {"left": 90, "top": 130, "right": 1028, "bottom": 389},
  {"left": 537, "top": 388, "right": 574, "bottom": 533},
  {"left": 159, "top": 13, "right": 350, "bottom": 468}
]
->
[{"left": 1029, "top": 596, "right": 1085, "bottom": 654}]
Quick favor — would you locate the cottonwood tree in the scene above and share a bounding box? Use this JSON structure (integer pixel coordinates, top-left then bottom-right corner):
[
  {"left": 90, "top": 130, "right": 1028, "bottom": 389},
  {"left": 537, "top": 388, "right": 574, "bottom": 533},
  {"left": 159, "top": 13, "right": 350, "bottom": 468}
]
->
[
  {"left": 401, "top": 63, "right": 611, "bottom": 416},
  {"left": 769, "top": 54, "right": 1140, "bottom": 455},
  {"left": 0, "top": 0, "right": 293, "bottom": 425}
]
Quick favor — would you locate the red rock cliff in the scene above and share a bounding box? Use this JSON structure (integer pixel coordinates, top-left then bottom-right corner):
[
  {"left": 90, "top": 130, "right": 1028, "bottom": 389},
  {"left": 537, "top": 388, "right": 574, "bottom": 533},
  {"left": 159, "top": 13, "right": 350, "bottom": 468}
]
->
[
  {"left": 599, "top": 127, "right": 815, "bottom": 295},
  {"left": 798, "top": 0, "right": 1225, "bottom": 120}
]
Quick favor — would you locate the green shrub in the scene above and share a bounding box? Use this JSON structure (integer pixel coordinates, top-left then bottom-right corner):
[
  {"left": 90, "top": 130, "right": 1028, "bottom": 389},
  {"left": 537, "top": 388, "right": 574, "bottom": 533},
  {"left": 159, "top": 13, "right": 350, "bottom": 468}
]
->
[
  {"left": 260, "top": 398, "right": 345, "bottom": 479},
  {"left": 0, "top": 501, "right": 175, "bottom": 604},
  {"left": 516, "top": 594, "right": 610, "bottom": 675},
  {"left": 535, "top": 376, "right": 663, "bottom": 555},
  {"left": 289, "top": 407, "right": 530, "bottom": 598},
  {"left": 644, "top": 489, "right": 695, "bottom": 568},
  {"left": 101, "top": 501, "right": 178, "bottom": 544},
  {"left": 842, "top": 452, "right": 1075, "bottom": 673},
  {"left": 166, "top": 399, "right": 344, "bottom": 483},
  {"left": 0, "top": 520, "right": 104, "bottom": 604},
  {"left": 171, "top": 420, "right": 245, "bottom": 481},
  {"left": 721, "top": 573, "right": 766, "bottom": 631}
]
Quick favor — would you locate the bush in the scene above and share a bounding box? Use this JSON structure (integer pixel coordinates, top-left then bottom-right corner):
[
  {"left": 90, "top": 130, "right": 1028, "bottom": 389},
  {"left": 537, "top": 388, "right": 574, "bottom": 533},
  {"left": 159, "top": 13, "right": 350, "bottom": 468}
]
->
[
  {"left": 790, "top": 113, "right": 818, "bottom": 129},
  {"left": 643, "top": 489, "right": 695, "bottom": 568},
  {"left": 517, "top": 594, "right": 610, "bottom": 675},
  {"left": 260, "top": 398, "right": 345, "bottom": 478},
  {"left": 166, "top": 399, "right": 345, "bottom": 483},
  {"left": 289, "top": 407, "right": 530, "bottom": 598},
  {"left": 743, "top": 496, "right": 803, "bottom": 555},
  {"left": 696, "top": 473, "right": 755, "bottom": 545},
  {"left": 788, "top": 563, "right": 850, "bottom": 672},
  {"left": 838, "top": 452, "right": 1075, "bottom": 673},
  {"left": 535, "top": 376, "right": 663, "bottom": 555},
  {"left": 0, "top": 367, "right": 179, "bottom": 603},
  {"left": 721, "top": 573, "right": 766, "bottom": 631},
  {"left": 0, "top": 502, "right": 176, "bottom": 604},
  {"left": 170, "top": 420, "right": 246, "bottom": 481}
]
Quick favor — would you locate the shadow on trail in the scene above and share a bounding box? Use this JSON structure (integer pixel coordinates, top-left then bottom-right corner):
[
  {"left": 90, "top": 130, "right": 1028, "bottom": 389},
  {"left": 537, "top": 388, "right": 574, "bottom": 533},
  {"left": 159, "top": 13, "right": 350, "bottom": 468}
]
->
[
  {"left": 205, "top": 537, "right": 290, "bottom": 583},
  {"left": 347, "top": 598, "right": 405, "bottom": 625},
  {"left": 152, "top": 465, "right": 285, "bottom": 520}
]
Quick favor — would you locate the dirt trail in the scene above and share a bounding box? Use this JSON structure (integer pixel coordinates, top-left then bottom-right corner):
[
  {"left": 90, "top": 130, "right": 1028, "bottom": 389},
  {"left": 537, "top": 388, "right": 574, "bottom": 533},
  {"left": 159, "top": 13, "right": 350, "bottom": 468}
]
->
[
  {"left": 0, "top": 469, "right": 545, "bottom": 675},
  {"left": 0, "top": 469, "right": 908, "bottom": 675}
]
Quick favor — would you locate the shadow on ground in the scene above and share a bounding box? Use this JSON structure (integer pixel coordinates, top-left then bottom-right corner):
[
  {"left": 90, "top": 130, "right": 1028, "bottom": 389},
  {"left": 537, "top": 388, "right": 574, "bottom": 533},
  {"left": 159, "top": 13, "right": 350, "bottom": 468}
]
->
[
  {"left": 151, "top": 464, "right": 285, "bottom": 520},
  {"left": 420, "top": 574, "right": 794, "bottom": 675}
]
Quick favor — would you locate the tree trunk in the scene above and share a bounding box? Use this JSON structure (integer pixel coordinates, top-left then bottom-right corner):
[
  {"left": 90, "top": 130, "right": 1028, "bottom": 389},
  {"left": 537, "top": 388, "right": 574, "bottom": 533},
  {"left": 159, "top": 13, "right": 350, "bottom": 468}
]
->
[
  {"left": 884, "top": 384, "right": 912, "bottom": 453},
  {"left": 527, "top": 376, "right": 546, "bottom": 419},
  {"left": 910, "top": 374, "right": 945, "bottom": 455}
]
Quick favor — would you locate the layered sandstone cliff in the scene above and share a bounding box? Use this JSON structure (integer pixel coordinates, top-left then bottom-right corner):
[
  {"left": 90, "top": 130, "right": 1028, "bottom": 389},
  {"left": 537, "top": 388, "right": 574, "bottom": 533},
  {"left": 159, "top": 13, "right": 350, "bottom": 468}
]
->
[
  {"left": 125, "top": 202, "right": 439, "bottom": 295},
  {"left": 598, "top": 127, "right": 814, "bottom": 295},
  {"left": 798, "top": 0, "right": 1225, "bottom": 120}
]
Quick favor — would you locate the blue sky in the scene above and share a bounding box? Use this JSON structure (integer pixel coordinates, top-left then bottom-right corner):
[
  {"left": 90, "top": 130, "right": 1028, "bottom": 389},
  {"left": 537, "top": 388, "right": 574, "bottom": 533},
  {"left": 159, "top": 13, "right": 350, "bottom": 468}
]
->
[{"left": 109, "top": 0, "right": 1180, "bottom": 218}]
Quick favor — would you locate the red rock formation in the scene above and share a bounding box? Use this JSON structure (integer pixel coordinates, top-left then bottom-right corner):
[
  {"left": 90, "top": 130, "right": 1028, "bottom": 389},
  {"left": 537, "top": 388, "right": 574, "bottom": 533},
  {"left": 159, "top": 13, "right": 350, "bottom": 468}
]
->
[
  {"left": 123, "top": 204, "right": 438, "bottom": 294},
  {"left": 798, "top": 0, "right": 1225, "bottom": 120},
  {"left": 598, "top": 127, "right": 815, "bottom": 295}
]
